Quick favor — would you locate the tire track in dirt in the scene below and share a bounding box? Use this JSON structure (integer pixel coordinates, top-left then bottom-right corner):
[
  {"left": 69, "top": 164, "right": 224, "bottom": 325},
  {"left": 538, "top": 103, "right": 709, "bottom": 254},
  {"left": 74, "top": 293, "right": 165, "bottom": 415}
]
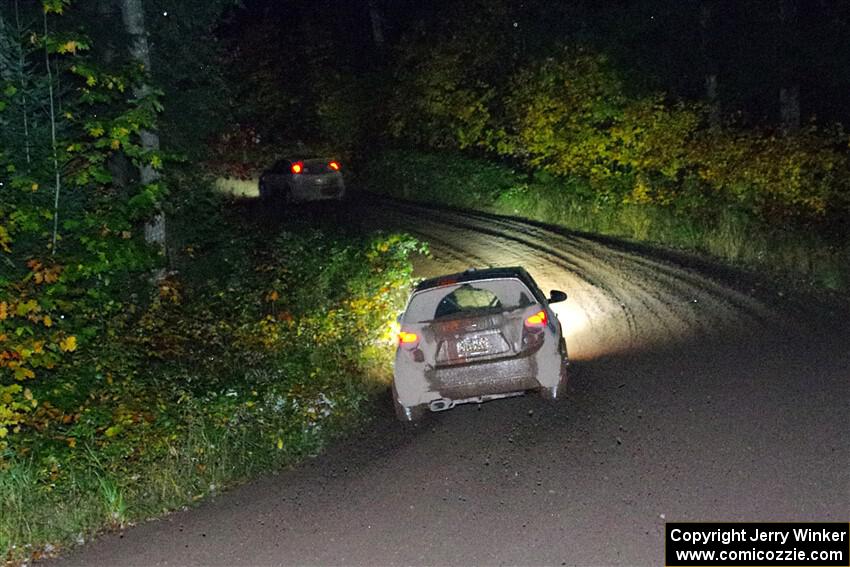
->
[{"left": 361, "top": 197, "right": 780, "bottom": 359}]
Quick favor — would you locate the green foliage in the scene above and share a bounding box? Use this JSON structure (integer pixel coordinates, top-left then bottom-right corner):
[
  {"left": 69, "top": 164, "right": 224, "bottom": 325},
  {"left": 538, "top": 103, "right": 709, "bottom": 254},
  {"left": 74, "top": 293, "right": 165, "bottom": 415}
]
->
[
  {"left": 1, "top": 2, "right": 428, "bottom": 563},
  {"left": 144, "top": 0, "right": 238, "bottom": 158},
  {"left": 386, "top": 2, "right": 516, "bottom": 151},
  {"left": 496, "top": 49, "right": 629, "bottom": 176},
  {"left": 1, "top": 188, "right": 423, "bottom": 561},
  {"left": 689, "top": 125, "right": 850, "bottom": 221},
  {"left": 0, "top": 3, "right": 166, "bottom": 443},
  {"left": 384, "top": 34, "right": 850, "bottom": 232}
]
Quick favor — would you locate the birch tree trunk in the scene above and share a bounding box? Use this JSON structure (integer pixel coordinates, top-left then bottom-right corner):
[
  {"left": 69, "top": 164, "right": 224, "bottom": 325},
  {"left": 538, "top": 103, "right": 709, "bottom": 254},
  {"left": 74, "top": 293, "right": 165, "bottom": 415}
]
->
[
  {"left": 119, "top": 0, "right": 166, "bottom": 259},
  {"left": 44, "top": 12, "right": 62, "bottom": 255}
]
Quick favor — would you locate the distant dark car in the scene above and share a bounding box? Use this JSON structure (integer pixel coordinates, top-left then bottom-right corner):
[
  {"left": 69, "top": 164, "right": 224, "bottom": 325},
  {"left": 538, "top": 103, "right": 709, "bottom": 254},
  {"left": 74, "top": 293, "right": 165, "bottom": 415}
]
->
[
  {"left": 259, "top": 158, "right": 346, "bottom": 203},
  {"left": 393, "top": 267, "right": 569, "bottom": 422}
]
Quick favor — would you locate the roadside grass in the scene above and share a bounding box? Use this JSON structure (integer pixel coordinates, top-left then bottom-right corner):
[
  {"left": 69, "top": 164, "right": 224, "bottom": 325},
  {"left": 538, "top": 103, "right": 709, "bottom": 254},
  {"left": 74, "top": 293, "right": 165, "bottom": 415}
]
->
[
  {"left": 0, "top": 187, "right": 424, "bottom": 565},
  {"left": 361, "top": 150, "right": 849, "bottom": 291},
  {"left": 213, "top": 176, "right": 259, "bottom": 198}
]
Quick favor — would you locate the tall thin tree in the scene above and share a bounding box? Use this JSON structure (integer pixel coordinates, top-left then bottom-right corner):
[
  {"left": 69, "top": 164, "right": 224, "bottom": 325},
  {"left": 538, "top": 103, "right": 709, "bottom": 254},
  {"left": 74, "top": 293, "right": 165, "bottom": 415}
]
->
[
  {"left": 119, "top": 0, "right": 166, "bottom": 263},
  {"left": 699, "top": 0, "right": 720, "bottom": 127},
  {"left": 778, "top": 0, "right": 800, "bottom": 133},
  {"left": 14, "top": 0, "right": 31, "bottom": 164},
  {"left": 368, "top": 0, "right": 384, "bottom": 47},
  {"left": 43, "top": 11, "right": 62, "bottom": 255}
]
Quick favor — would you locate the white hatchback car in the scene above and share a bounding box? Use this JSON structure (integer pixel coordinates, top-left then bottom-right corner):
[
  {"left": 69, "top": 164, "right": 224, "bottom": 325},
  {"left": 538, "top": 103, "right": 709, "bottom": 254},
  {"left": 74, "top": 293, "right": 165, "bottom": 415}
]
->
[
  {"left": 259, "top": 158, "right": 346, "bottom": 203},
  {"left": 393, "top": 267, "right": 569, "bottom": 422}
]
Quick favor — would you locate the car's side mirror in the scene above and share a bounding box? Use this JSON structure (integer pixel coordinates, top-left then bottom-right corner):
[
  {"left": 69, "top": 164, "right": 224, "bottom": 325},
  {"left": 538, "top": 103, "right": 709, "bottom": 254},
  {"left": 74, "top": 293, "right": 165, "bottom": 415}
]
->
[{"left": 548, "top": 290, "right": 567, "bottom": 304}]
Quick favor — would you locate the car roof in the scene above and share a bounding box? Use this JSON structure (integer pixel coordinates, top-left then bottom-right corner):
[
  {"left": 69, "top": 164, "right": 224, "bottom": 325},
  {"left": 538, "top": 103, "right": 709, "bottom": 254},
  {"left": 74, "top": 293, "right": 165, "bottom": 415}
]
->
[
  {"left": 415, "top": 267, "right": 537, "bottom": 292},
  {"left": 275, "top": 157, "right": 336, "bottom": 163}
]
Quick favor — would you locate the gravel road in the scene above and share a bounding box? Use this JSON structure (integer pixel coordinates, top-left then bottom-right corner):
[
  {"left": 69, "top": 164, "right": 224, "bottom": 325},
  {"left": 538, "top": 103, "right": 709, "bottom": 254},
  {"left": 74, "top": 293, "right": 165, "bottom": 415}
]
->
[{"left": 52, "top": 194, "right": 850, "bottom": 566}]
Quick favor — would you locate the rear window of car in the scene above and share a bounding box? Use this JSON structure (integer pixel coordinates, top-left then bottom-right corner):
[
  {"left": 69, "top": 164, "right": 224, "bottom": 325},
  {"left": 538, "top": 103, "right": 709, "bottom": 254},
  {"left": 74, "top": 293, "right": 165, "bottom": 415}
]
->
[
  {"left": 301, "top": 159, "right": 336, "bottom": 174},
  {"left": 434, "top": 285, "right": 502, "bottom": 319},
  {"left": 404, "top": 278, "right": 536, "bottom": 323}
]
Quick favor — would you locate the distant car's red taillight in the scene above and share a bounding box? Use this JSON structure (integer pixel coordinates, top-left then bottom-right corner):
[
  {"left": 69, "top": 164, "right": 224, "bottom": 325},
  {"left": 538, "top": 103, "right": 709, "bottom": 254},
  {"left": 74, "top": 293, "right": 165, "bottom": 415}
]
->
[
  {"left": 328, "top": 161, "right": 340, "bottom": 171},
  {"left": 525, "top": 310, "right": 547, "bottom": 327},
  {"left": 291, "top": 162, "right": 303, "bottom": 174},
  {"left": 398, "top": 331, "right": 420, "bottom": 348}
]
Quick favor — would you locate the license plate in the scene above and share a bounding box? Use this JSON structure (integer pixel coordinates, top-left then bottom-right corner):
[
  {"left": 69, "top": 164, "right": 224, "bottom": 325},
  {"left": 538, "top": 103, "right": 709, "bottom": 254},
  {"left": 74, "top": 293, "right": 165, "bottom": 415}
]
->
[{"left": 457, "top": 336, "right": 490, "bottom": 357}]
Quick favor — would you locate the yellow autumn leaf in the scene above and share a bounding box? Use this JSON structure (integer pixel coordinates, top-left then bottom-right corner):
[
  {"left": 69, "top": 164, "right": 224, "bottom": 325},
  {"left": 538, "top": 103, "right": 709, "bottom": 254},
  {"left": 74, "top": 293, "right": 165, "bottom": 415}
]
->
[
  {"left": 0, "top": 302, "right": 7, "bottom": 320},
  {"left": 67, "top": 437, "right": 77, "bottom": 448},
  {"left": 14, "top": 367, "right": 35, "bottom": 380},
  {"left": 31, "top": 183, "right": 39, "bottom": 191},
  {"left": 43, "top": 315, "right": 53, "bottom": 327},
  {"left": 276, "top": 438, "right": 284, "bottom": 450},
  {"left": 0, "top": 427, "right": 7, "bottom": 439},
  {"left": 110, "top": 139, "right": 121, "bottom": 150},
  {"left": 59, "top": 336, "right": 77, "bottom": 352},
  {"left": 58, "top": 40, "right": 79, "bottom": 54},
  {"left": 23, "top": 388, "right": 32, "bottom": 400}
]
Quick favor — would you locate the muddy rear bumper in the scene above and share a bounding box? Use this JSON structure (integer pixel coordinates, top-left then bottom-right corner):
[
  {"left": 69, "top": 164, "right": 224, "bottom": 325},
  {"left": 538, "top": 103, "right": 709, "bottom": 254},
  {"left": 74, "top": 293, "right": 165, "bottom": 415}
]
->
[{"left": 428, "top": 355, "right": 541, "bottom": 400}]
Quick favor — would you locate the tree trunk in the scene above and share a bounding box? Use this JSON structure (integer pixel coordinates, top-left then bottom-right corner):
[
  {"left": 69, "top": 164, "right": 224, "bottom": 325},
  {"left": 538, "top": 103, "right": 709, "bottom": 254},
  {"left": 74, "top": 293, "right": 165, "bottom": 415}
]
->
[
  {"left": 778, "top": 0, "right": 800, "bottom": 133},
  {"left": 44, "top": 12, "right": 62, "bottom": 255},
  {"left": 118, "top": 0, "right": 166, "bottom": 259},
  {"left": 699, "top": 1, "right": 720, "bottom": 127},
  {"left": 13, "top": 0, "right": 31, "bottom": 164},
  {"left": 779, "top": 85, "right": 800, "bottom": 132},
  {"left": 368, "top": 0, "right": 384, "bottom": 47}
]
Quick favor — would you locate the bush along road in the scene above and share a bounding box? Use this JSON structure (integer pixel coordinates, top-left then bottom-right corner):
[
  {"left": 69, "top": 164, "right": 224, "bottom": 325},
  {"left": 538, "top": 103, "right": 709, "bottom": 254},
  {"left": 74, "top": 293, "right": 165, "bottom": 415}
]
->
[
  {"left": 1, "top": 192, "right": 423, "bottom": 565},
  {"left": 48, "top": 194, "right": 850, "bottom": 566}
]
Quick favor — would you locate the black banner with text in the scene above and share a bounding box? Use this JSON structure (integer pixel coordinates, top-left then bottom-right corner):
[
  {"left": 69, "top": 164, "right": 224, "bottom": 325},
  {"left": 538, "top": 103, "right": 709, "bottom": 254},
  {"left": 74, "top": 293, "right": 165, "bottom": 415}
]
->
[{"left": 665, "top": 522, "right": 849, "bottom": 566}]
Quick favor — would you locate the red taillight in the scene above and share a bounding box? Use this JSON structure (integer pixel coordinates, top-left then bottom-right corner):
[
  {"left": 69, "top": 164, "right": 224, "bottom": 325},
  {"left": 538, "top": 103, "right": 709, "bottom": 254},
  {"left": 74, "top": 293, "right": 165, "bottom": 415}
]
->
[
  {"left": 328, "top": 161, "right": 340, "bottom": 171},
  {"left": 398, "top": 331, "right": 419, "bottom": 346},
  {"left": 525, "top": 310, "right": 547, "bottom": 327},
  {"left": 291, "top": 162, "right": 303, "bottom": 174}
]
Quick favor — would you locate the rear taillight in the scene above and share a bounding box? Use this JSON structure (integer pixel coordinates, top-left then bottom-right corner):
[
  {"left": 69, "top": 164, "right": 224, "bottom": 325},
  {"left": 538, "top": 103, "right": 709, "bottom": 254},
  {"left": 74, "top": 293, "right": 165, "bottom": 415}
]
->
[
  {"left": 398, "top": 331, "right": 420, "bottom": 348},
  {"left": 522, "top": 310, "right": 547, "bottom": 350},
  {"left": 328, "top": 161, "right": 340, "bottom": 171},
  {"left": 291, "top": 161, "right": 303, "bottom": 174},
  {"left": 525, "top": 310, "right": 547, "bottom": 327}
]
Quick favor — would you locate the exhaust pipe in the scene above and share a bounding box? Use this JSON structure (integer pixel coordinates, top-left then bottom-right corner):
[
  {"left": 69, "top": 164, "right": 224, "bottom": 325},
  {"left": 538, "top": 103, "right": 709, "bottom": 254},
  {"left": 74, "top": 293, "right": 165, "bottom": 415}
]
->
[{"left": 429, "top": 398, "right": 454, "bottom": 412}]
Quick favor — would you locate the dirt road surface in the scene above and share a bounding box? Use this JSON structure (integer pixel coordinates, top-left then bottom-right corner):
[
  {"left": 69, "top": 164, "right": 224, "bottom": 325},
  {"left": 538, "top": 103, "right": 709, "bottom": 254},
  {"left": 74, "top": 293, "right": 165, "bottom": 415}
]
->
[{"left": 52, "top": 193, "right": 850, "bottom": 566}]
